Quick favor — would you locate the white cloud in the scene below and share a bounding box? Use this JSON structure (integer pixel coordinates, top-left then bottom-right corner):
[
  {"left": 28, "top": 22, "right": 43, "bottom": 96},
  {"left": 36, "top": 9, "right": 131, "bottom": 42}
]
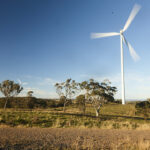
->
[
  {"left": 16, "top": 76, "right": 59, "bottom": 98},
  {"left": 37, "top": 77, "right": 59, "bottom": 86},
  {"left": 17, "top": 79, "right": 28, "bottom": 85},
  {"left": 20, "top": 87, "right": 58, "bottom": 98}
]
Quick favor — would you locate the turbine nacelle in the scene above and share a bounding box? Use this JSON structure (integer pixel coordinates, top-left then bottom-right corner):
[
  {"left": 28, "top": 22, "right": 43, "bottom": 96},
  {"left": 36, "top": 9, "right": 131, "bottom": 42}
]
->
[{"left": 120, "top": 30, "right": 123, "bottom": 35}]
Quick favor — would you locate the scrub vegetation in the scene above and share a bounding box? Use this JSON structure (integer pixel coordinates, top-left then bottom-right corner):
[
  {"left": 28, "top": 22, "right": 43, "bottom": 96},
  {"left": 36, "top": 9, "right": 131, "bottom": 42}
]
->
[{"left": 0, "top": 102, "right": 150, "bottom": 129}]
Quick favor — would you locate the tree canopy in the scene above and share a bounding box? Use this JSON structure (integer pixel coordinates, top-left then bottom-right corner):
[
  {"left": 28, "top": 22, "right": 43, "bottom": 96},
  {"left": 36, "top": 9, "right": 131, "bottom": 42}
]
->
[
  {"left": 55, "top": 78, "right": 78, "bottom": 112},
  {"left": 0, "top": 80, "right": 23, "bottom": 109},
  {"left": 79, "top": 79, "right": 117, "bottom": 116}
]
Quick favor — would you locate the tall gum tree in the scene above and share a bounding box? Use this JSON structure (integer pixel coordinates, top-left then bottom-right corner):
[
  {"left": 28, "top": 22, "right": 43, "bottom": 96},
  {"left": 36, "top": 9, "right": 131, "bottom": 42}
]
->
[
  {"left": 80, "top": 79, "right": 117, "bottom": 117},
  {"left": 0, "top": 80, "right": 23, "bottom": 110},
  {"left": 55, "top": 78, "right": 78, "bottom": 112}
]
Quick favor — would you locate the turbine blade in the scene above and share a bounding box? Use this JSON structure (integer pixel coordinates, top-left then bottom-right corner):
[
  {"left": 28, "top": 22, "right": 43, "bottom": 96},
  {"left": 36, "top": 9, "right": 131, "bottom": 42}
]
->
[
  {"left": 91, "top": 32, "right": 120, "bottom": 39},
  {"left": 122, "top": 35, "right": 140, "bottom": 61},
  {"left": 128, "top": 42, "right": 140, "bottom": 61},
  {"left": 123, "top": 4, "right": 141, "bottom": 32}
]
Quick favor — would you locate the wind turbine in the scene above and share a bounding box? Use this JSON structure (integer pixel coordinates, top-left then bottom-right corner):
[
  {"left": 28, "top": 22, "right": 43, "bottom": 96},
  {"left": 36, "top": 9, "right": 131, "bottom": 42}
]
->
[{"left": 91, "top": 4, "right": 141, "bottom": 105}]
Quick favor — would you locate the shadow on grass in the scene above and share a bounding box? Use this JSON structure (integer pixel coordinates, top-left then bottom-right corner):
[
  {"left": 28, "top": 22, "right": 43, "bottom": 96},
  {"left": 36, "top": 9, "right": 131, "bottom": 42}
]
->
[{"left": 51, "top": 112, "right": 149, "bottom": 121}]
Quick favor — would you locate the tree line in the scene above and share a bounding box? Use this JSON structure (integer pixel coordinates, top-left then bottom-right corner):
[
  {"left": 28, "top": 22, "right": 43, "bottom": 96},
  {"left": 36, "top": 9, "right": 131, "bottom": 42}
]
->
[{"left": 0, "top": 78, "right": 117, "bottom": 116}]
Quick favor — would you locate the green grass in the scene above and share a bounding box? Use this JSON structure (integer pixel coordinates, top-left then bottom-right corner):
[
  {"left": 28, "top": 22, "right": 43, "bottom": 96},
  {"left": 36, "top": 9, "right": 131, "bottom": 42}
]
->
[{"left": 0, "top": 103, "right": 150, "bottom": 129}]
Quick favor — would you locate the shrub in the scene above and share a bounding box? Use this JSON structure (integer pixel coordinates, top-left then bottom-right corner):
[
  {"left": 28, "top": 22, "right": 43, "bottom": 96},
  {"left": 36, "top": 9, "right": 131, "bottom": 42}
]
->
[
  {"left": 114, "top": 99, "right": 122, "bottom": 104},
  {"left": 27, "top": 97, "right": 36, "bottom": 109},
  {"left": 135, "top": 101, "right": 150, "bottom": 109},
  {"left": 47, "top": 100, "right": 57, "bottom": 107},
  {"left": 135, "top": 101, "right": 150, "bottom": 119}
]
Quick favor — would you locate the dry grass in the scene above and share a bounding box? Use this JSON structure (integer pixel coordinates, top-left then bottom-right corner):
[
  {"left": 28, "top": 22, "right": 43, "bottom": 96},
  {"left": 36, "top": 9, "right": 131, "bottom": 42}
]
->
[{"left": 0, "top": 128, "right": 150, "bottom": 149}]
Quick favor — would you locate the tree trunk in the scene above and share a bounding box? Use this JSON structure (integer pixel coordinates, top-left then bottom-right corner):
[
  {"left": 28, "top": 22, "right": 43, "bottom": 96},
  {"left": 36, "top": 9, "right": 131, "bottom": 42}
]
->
[
  {"left": 83, "top": 107, "right": 86, "bottom": 115},
  {"left": 63, "top": 102, "right": 66, "bottom": 112},
  {"left": 4, "top": 98, "right": 8, "bottom": 110},
  {"left": 95, "top": 110, "right": 99, "bottom": 117}
]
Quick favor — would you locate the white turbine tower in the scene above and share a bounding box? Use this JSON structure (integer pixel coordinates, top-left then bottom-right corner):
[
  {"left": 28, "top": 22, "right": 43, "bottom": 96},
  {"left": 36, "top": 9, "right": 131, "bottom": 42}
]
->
[{"left": 91, "top": 4, "right": 141, "bottom": 105}]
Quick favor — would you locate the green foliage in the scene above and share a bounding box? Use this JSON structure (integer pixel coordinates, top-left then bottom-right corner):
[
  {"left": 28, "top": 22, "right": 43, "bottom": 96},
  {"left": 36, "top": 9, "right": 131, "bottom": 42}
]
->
[
  {"left": 76, "top": 94, "right": 86, "bottom": 114},
  {"left": 27, "top": 97, "right": 36, "bottom": 109},
  {"left": 34, "top": 98, "right": 47, "bottom": 108},
  {"left": 0, "top": 80, "right": 23, "bottom": 109},
  {"left": 114, "top": 99, "right": 122, "bottom": 104},
  {"left": 47, "top": 100, "right": 57, "bottom": 107},
  {"left": 0, "top": 97, "right": 60, "bottom": 109},
  {"left": 0, "top": 80, "right": 23, "bottom": 97},
  {"left": 0, "top": 105, "right": 149, "bottom": 129},
  {"left": 55, "top": 79, "right": 78, "bottom": 112},
  {"left": 135, "top": 101, "right": 150, "bottom": 119},
  {"left": 135, "top": 101, "right": 150, "bottom": 109},
  {"left": 27, "top": 91, "right": 33, "bottom": 97}
]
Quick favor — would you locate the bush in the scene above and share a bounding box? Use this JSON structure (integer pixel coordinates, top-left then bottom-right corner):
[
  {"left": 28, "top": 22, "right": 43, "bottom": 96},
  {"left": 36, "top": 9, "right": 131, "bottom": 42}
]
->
[
  {"left": 0, "top": 98, "right": 11, "bottom": 108},
  {"left": 135, "top": 101, "right": 150, "bottom": 119},
  {"left": 114, "top": 99, "right": 122, "bottom": 104},
  {"left": 27, "top": 97, "right": 37, "bottom": 109},
  {"left": 47, "top": 100, "right": 57, "bottom": 107},
  {"left": 34, "top": 98, "right": 47, "bottom": 108},
  {"left": 135, "top": 101, "right": 150, "bottom": 109}
]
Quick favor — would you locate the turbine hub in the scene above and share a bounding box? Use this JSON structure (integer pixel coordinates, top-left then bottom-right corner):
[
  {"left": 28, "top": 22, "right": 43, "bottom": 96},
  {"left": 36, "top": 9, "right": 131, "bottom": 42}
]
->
[{"left": 120, "top": 30, "right": 123, "bottom": 34}]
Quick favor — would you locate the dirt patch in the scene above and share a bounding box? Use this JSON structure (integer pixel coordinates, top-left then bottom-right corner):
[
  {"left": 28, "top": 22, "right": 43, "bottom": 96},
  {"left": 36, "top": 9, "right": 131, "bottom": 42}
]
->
[{"left": 0, "top": 128, "right": 150, "bottom": 149}]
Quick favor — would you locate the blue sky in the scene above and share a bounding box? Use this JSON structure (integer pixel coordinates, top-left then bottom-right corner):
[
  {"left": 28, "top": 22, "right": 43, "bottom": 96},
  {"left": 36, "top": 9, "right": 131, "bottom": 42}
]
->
[{"left": 0, "top": 0, "right": 150, "bottom": 99}]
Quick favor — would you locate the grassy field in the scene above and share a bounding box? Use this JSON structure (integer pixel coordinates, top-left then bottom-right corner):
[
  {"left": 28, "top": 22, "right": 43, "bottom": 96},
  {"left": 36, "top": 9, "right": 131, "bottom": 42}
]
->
[
  {"left": 1, "top": 103, "right": 150, "bottom": 149},
  {"left": 0, "top": 103, "right": 150, "bottom": 129}
]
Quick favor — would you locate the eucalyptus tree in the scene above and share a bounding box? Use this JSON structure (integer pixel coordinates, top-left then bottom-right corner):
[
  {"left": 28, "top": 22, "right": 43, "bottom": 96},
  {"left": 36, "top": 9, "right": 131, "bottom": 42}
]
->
[
  {"left": 0, "top": 80, "right": 23, "bottom": 109},
  {"left": 55, "top": 78, "right": 78, "bottom": 112},
  {"left": 79, "top": 79, "right": 117, "bottom": 117},
  {"left": 27, "top": 91, "right": 33, "bottom": 97}
]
